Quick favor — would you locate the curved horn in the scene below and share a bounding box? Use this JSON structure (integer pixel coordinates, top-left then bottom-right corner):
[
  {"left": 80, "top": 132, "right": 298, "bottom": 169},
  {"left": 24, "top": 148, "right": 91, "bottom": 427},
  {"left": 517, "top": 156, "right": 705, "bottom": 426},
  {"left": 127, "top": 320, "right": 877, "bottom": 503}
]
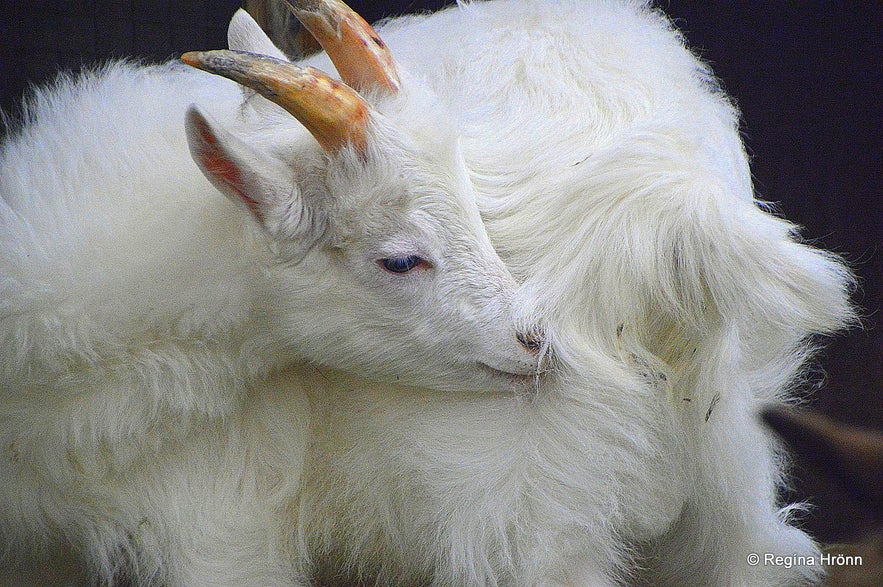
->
[
  {"left": 284, "top": 0, "right": 400, "bottom": 94},
  {"left": 182, "top": 50, "right": 368, "bottom": 153}
]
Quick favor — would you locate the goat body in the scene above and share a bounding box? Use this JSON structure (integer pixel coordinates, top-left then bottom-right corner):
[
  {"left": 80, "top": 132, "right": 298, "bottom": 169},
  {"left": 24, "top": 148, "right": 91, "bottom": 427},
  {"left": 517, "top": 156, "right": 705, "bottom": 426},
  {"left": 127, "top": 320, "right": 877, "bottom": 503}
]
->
[{"left": 0, "top": 1, "right": 854, "bottom": 585}]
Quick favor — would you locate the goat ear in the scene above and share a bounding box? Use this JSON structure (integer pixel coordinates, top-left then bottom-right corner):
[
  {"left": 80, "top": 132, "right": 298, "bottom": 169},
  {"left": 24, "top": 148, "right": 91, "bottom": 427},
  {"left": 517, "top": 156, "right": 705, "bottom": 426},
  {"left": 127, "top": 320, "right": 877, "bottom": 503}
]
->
[
  {"left": 228, "top": 8, "right": 289, "bottom": 61},
  {"left": 185, "top": 106, "right": 324, "bottom": 258},
  {"left": 682, "top": 201, "right": 854, "bottom": 335}
]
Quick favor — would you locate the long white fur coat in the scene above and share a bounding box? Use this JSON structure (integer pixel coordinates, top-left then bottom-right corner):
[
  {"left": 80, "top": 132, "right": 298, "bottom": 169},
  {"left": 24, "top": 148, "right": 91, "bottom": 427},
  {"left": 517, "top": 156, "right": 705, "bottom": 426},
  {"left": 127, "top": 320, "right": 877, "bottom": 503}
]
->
[{"left": 0, "top": 1, "right": 854, "bottom": 585}]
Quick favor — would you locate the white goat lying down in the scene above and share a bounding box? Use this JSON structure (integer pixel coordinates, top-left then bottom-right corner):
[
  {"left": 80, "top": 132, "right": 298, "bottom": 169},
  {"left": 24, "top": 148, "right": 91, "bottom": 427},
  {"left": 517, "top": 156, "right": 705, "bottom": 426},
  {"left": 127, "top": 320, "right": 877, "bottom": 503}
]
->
[{"left": 0, "top": 1, "right": 854, "bottom": 585}]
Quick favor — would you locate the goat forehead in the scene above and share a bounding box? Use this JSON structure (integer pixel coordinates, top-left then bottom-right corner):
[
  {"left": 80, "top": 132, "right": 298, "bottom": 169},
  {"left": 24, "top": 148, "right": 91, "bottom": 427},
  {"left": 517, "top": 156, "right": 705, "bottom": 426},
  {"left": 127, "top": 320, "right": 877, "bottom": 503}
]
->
[
  {"left": 334, "top": 162, "right": 475, "bottom": 225},
  {"left": 335, "top": 196, "right": 472, "bottom": 249}
]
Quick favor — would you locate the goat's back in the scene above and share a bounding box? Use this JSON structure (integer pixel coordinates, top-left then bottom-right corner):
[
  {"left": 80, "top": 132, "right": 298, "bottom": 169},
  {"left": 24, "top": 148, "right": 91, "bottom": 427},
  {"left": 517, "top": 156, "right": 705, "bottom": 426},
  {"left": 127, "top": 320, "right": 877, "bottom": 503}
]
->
[{"left": 0, "top": 62, "right": 263, "bottom": 384}]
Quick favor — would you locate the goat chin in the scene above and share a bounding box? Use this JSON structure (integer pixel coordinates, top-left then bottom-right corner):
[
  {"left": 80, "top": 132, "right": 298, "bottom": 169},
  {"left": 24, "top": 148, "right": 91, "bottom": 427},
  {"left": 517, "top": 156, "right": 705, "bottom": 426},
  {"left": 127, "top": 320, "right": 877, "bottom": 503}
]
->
[{"left": 0, "top": 1, "right": 854, "bottom": 586}]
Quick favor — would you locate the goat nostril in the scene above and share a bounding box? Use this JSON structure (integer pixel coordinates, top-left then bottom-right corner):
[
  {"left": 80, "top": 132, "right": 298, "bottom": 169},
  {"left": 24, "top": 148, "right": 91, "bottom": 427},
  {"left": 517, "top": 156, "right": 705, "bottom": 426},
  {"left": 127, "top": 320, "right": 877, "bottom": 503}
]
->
[{"left": 516, "top": 330, "right": 544, "bottom": 354}]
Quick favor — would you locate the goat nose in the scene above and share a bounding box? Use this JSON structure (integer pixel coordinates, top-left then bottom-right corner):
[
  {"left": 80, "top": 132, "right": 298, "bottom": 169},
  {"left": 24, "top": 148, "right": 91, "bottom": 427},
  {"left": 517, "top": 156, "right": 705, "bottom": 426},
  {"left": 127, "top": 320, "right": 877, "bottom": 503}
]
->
[{"left": 516, "top": 330, "right": 545, "bottom": 354}]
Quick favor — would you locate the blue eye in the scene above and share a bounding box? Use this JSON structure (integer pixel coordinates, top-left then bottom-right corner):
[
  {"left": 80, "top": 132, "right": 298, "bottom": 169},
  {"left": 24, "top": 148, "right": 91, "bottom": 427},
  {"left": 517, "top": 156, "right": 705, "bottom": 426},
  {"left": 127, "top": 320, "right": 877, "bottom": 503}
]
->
[{"left": 380, "top": 255, "right": 426, "bottom": 274}]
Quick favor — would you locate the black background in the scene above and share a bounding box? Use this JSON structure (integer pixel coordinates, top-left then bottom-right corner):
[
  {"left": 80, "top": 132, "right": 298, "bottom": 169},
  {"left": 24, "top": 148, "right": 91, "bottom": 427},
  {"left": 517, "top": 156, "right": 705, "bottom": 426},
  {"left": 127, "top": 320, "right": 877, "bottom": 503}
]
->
[{"left": 2, "top": 1, "right": 880, "bottom": 543}]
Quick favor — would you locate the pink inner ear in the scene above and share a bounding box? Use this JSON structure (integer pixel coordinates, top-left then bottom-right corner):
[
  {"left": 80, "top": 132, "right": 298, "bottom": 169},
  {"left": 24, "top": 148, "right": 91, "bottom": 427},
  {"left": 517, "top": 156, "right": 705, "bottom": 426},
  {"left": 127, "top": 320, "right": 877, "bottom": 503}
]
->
[{"left": 196, "top": 122, "right": 263, "bottom": 218}]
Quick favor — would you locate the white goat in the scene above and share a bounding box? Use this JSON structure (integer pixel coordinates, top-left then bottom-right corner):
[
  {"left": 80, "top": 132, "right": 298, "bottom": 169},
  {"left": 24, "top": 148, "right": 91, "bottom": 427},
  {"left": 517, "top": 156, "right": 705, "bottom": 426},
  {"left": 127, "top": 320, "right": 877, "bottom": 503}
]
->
[{"left": 0, "top": 1, "right": 854, "bottom": 586}]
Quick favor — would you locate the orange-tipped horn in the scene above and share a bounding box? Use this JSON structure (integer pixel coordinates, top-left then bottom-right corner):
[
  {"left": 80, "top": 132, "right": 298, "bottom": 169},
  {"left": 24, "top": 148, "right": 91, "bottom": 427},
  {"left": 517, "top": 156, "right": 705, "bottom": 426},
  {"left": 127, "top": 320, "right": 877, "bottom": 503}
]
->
[
  {"left": 182, "top": 50, "right": 369, "bottom": 153},
  {"left": 284, "top": 0, "right": 400, "bottom": 94}
]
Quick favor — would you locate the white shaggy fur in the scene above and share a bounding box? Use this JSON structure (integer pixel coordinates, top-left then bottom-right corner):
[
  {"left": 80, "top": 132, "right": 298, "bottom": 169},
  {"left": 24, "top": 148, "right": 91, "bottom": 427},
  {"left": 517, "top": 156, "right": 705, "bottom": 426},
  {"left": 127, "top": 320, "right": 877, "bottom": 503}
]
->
[{"left": 0, "top": 1, "right": 854, "bottom": 586}]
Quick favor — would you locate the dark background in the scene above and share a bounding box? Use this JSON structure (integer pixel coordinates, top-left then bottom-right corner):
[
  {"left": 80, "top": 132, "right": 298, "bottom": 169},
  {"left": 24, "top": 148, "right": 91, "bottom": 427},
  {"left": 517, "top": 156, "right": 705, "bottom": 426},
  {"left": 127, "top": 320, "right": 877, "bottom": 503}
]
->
[{"left": 2, "top": 1, "right": 880, "bottom": 543}]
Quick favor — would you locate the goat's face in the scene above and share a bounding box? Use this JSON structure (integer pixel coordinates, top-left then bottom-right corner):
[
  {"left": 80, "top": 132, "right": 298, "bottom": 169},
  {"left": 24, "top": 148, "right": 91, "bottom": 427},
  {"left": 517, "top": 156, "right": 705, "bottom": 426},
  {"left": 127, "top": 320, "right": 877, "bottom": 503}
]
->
[
  {"left": 299, "top": 120, "right": 543, "bottom": 392},
  {"left": 183, "top": 7, "right": 544, "bottom": 393}
]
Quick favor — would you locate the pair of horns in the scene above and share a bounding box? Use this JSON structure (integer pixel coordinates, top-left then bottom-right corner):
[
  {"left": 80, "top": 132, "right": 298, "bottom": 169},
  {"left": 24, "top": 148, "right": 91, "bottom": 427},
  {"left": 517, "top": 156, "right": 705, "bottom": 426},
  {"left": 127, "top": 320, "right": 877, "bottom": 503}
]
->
[{"left": 182, "top": 0, "right": 399, "bottom": 153}]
